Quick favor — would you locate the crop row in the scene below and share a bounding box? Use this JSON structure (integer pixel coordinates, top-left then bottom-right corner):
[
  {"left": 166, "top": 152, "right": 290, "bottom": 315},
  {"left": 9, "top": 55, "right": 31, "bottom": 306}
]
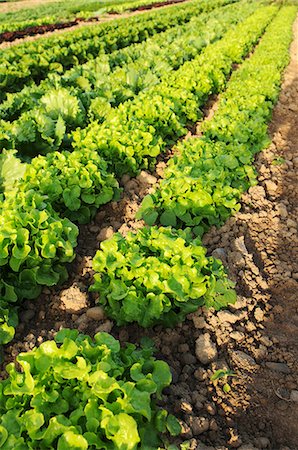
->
[
  {"left": 90, "top": 5, "right": 298, "bottom": 329},
  {"left": 0, "top": 0, "right": 174, "bottom": 35},
  {"left": 136, "top": 6, "right": 297, "bottom": 235},
  {"left": 0, "top": 5, "right": 296, "bottom": 448},
  {"left": 0, "top": 0, "right": 236, "bottom": 97},
  {"left": 0, "top": 1, "right": 257, "bottom": 156},
  {"left": 0, "top": 5, "right": 277, "bottom": 346},
  {"left": 0, "top": 0, "right": 252, "bottom": 121}
]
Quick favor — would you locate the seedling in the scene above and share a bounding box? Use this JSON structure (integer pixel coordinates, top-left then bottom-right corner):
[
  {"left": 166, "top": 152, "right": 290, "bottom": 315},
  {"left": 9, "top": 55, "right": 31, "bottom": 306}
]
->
[{"left": 210, "top": 369, "right": 237, "bottom": 393}]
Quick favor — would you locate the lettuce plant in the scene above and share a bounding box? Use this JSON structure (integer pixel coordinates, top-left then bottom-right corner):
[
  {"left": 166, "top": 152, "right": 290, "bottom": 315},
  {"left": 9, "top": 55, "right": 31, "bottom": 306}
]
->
[
  {"left": 19, "top": 148, "right": 119, "bottom": 224},
  {"left": 137, "top": 6, "right": 296, "bottom": 233},
  {"left": 0, "top": 329, "right": 180, "bottom": 449},
  {"left": 73, "top": 5, "right": 277, "bottom": 177},
  {"left": 0, "top": 190, "right": 78, "bottom": 301},
  {"left": 91, "top": 227, "right": 236, "bottom": 327}
]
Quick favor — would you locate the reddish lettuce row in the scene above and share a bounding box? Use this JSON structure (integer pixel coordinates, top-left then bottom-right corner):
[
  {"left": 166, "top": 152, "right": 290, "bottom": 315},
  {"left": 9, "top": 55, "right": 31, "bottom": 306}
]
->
[
  {"left": 73, "top": 5, "right": 277, "bottom": 177},
  {"left": 137, "top": 6, "right": 297, "bottom": 233},
  {"left": 0, "top": 329, "right": 180, "bottom": 449}
]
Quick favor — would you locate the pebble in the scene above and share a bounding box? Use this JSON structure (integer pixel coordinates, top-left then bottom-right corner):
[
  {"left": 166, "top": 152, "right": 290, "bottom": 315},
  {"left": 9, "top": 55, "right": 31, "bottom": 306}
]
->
[
  {"left": 254, "top": 307, "right": 265, "bottom": 322},
  {"left": 212, "top": 247, "right": 227, "bottom": 263},
  {"left": 259, "top": 336, "right": 272, "bottom": 347},
  {"left": 180, "top": 401, "right": 193, "bottom": 413},
  {"left": 290, "top": 390, "right": 298, "bottom": 402},
  {"left": 234, "top": 236, "right": 249, "bottom": 255},
  {"left": 195, "top": 333, "right": 218, "bottom": 364},
  {"left": 181, "top": 353, "right": 197, "bottom": 365},
  {"left": 86, "top": 306, "right": 105, "bottom": 321},
  {"left": 205, "top": 403, "right": 216, "bottom": 416},
  {"left": 95, "top": 320, "right": 113, "bottom": 333},
  {"left": 230, "top": 331, "right": 245, "bottom": 341},
  {"left": 232, "top": 351, "right": 257, "bottom": 370},
  {"left": 194, "top": 368, "right": 207, "bottom": 381},
  {"left": 75, "top": 313, "right": 88, "bottom": 325},
  {"left": 217, "top": 311, "right": 241, "bottom": 324},
  {"left": 191, "top": 416, "right": 209, "bottom": 435},
  {"left": 254, "top": 437, "right": 270, "bottom": 448},
  {"left": 193, "top": 316, "right": 207, "bottom": 329},
  {"left": 264, "top": 180, "right": 278, "bottom": 196},
  {"left": 60, "top": 286, "right": 88, "bottom": 313},
  {"left": 136, "top": 170, "right": 157, "bottom": 185},
  {"left": 96, "top": 226, "right": 114, "bottom": 242},
  {"left": 265, "top": 362, "right": 291, "bottom": 374}
]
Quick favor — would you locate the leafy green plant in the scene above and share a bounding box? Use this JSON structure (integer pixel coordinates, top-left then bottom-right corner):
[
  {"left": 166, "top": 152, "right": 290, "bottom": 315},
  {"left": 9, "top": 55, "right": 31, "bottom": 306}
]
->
[
  {"left": 91, "top": 226, "right": 236, "bottom": 327},
  {"left": 18, "top": 148, "right": 119, "bottom": 223},
  {"left": 210, "top": 369, "right": 237, "bottom": 393},
  {"left": 0, "top": 190, "right": 78, "bottom": 344},
  {"left": 74, "top": 5, "right": 277, "bottom": 176},
  {"left": 0, "top": 0, "right": 233, "bottom": 98},
  {"left": 272, "top": 157, "right": 285, "bottom": 165},
  {"left": 0, "top": 0, "right": 254, "bottom": 156},
  {"left": 0, "top": 329, "right": 180, "bottom": 449},
  {"left": 137, "top": 6, "right": 297, "bottom": 232},
  {"left": 0, "top": 190, "right": 78, "bottom": 299}
]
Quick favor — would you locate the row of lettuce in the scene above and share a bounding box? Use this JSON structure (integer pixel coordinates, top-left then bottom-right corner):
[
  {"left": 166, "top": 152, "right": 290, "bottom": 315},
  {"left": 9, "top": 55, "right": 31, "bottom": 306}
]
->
[
  {"left": 0, "top": 0, "right": 237, "bottom": 97},
  {"left": 0, "top": 3, "right": 276, "bottom": 344},
  {"left": 0, "top": 4, "right": 296, "bottom": 449},
  {"left": 136, "top": 6, "right": 296, "bottom": 232},
  {"left": 0, "top": 1, "right": 257, "bottom": 157},
  {"left": 0, "top": 0, "right": 181, "bottom": 36}
]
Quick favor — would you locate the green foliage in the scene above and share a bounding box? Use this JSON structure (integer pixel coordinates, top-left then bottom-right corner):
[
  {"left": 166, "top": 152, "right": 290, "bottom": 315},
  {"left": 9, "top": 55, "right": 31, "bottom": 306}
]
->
[
  {"left": 0, "top": 191, "right": 78, "bottom": 344},
  {"left": 136, "top": 138, "right": 256, "bottom": 232},
  {"left": 0, "top": 0, "right": 234, "bottom": 98},
  {"left": 0, "top": 329, "right": 180, "bottom": 449},
  {"left": 74, "top": 5, "right": 277, "bottom": 176},
  {"left": 0, "top": 303, "right": 18, "bottom": 346},
  {"left": 18, "top": 148, "right": 119, "bottom": 223},
  {"left": 137, "top": 6, "right": 297, "bottom": 231},
  {"left": 210, "top": 369, "right": 237, "bottom": 394},
  {"left": 0, "top": 150, "right": 25, "bottom": 194},
  {"left": 1, "top": 1, "right": 248, "bottom": 155},
  {"left": 91, "top": 227, "right": 236, "bottom": 327}
]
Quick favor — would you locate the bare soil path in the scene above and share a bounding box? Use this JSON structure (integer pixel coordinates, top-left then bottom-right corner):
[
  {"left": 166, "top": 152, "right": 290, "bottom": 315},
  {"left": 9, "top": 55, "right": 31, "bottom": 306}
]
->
[
  {"left": 0, "top": 12, "right": 297, "bottom": 450},
  {"left": 0, "top": 0, "right": 63, "bottom": 14}
]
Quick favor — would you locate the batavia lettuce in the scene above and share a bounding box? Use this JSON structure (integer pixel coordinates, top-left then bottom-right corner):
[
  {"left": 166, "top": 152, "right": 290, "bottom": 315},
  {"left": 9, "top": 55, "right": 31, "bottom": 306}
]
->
[
  {"left": 92, "top": 227, "right": 236, "bottom": 327},
  {"left": 0, "top": 329, "right": 180, "bottom": 449}
]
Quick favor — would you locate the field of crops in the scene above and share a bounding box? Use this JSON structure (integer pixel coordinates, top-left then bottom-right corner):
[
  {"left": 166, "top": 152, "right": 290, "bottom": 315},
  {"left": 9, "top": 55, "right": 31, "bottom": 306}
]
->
[{"left": 0, "top": 0, "right": 297, "bottom": 448}]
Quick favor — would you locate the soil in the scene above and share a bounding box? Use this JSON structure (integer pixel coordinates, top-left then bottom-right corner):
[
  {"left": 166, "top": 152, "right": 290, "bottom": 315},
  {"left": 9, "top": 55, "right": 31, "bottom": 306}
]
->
[
  {"left": 0, "top": 13, "right": 297, "bottom": 450},
  {"left": 0, "top": 0, "right": 191, "bottom": 46},
  {"left": 0, "top": 0, "right": 63, "bottom": 15}
]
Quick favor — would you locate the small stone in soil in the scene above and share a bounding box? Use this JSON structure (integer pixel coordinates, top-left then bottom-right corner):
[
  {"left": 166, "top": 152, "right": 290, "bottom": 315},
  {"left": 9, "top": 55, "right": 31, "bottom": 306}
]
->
[
  {"left": 95, "top": 320, "right": 113, "bottom": 333},
  {"left": 232, "top": 351, "right": 257, "bottom": 370},
  {"left": 190, "top": 416, "right": 209, "bottom": 435},
  {"left": 265, "top": 362, "right": 291, "bottom": 374},
  {"left": 290, "top": 390, "right": 298, "bottom": 402},
  {"left": 195, "top": 333, "right": 218, "bottom": 364},
  {"left": 96, "top": 226, "right": 114, "bottom": 242},
  {"left": 86, "top": 306, "right": 105, "bottom": 321}
]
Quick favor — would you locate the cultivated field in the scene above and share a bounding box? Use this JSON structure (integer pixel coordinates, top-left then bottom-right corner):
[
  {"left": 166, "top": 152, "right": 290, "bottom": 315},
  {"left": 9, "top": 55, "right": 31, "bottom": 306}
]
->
[{"left": 0, "top": 0, "right": 297, "bottom": 448}]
